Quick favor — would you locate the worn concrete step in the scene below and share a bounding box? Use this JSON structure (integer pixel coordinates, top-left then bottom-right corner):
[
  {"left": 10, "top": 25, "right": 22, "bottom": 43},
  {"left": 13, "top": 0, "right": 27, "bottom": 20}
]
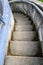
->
[
  {"left": 13, "top": 31, "right": 36, "bottom": 41},
  {"left": 14, "top": 13, "right": 31, "bottom": 24},
  {"left": 16, "top": 20, "right": 31, "bottom": 25},
  {"left": 15, "top": 25, "right": 33, "bottom": 31},
  {"left": 10, "top": 41, "right": 39, "bottom": 55},
  {"left": 14, "top": 13, "right": 29, "bottom": 20},
  {"left": 14, "top": 14, "right": 29, "bottom": 22},
  {"left": 5, "top": 56, "right": 43, "bottom": 65},
  {"left": 15, "top": 17, "right": 31, "bottom": 24},
  {"left": 15, "top": 17, "right": 29, "bottom": 22}
]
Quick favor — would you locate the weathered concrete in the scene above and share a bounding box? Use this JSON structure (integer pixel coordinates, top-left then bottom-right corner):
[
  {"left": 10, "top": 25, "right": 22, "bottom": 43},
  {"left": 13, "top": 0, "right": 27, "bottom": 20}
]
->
[
  {"left": 14, "top": 13, "right": 31, "bottom": 25},
  {"left": 10, "top": 41, "right": 39, "bottom": 55},
  {"left": 15, "top": 25, "right": 33, "bottom": 31},
  {"left": 5, "top": 56, "right": 43, "bottom": 65},
  {"left": 14, "top": 13, "right": 29, "bottom": 20},
  {"left": 16, "top": 20, "right": 31, "bottom": 25},
  {"left": 13, "top": 31, "right": 36, "bottom": 41}
]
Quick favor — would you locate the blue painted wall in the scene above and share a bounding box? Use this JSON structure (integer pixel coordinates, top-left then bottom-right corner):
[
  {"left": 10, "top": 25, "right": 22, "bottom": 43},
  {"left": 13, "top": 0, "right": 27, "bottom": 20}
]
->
[{"left": 0, "top": 0, "right": 11, "bottom": 65}]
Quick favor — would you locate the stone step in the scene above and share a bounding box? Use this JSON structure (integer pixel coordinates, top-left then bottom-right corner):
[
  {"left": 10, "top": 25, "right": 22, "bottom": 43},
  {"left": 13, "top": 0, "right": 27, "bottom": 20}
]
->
[
  {"left": 15, "top": 17, "right": 31, "bottom": 24},
  {"left": 15, "top": 16, "right": 28, "bottom": 20},
  {"left": 16, "top": 20, "right": 31, "bottom": 25},
  {"left": 5, "top": 56, "right": 43, "bottom": 65},
  {"left": 14, "top": 13, "right": 29, "bottom": 20},
  {"left": 13, "top": 31, "right": 36, "bottom": 41},
  {"left": 15, "top": 25, "right": 33, "bottom": 31},
  {"left": 14, "top": 14, "right": 29, "bottom": 21},
  {"left": 10, "top": 41, "right": 39, "bottom": 55},
  {"left": 14, "top": 13, "right": 31, "bottom": 25}
]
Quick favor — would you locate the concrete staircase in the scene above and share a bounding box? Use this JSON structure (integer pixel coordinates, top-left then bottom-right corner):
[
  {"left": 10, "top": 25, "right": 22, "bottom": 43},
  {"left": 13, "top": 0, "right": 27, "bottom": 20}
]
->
[{"left": 4, "top": 13, "right": 43, "bottom": 65}]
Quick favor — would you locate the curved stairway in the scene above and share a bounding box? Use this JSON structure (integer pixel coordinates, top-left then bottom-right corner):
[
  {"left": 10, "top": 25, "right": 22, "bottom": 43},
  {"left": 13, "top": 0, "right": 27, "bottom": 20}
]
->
[{"left": 4, "top": 13, "right": 43, "bottom": 65}]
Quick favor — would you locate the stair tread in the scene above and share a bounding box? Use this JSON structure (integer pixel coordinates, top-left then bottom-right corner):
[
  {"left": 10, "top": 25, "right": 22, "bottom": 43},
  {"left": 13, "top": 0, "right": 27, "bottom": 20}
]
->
[
  {"left": 15, "top": 25, "right": 33, "bottom": 31},
  {"left": 16, "top": 21, "right": 31, "bottom": 25},
  {"left": 14, "top": 13, "right": 29, "bottom": 20},
  {"left": 10, "top": 41, "right": 39, "bottom": 55},
  {"left": 5, "top": 56, "right": 43, "bottom": 65},
  {"left": 14, "top": 13, "right": 31, "bottom": 24},
  {"left": 13, "top": 31, "right": 36, "bottom": 41},
  {"left": 4, "top": 13, "right": 42, "bottom": 65},
  {"left": 15, "top": 16, "right": 28, "bottom": 21}
]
